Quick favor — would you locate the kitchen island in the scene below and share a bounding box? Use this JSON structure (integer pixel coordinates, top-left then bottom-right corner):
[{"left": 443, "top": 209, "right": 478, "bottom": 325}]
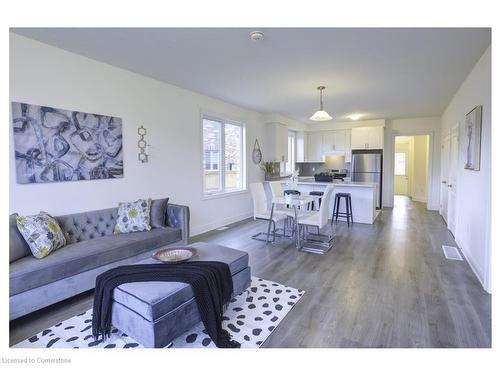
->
[{"left": 265, "top": 179, "right": 378, "bottom": 224}]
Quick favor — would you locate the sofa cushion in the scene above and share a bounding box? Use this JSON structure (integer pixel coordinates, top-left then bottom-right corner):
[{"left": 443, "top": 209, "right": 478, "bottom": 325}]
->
[
  {"left": 114, "top": 198, "right": 152, "bottom": 234},
  {"left": 112, "top": 242, "right": 249, "bottom": 321},
  {"left": 9, "top": 227, "right": 181, "bottom": 296},
  {"left": 9, "top": 214, "right": 31, "bottom": 263},
  {"left": 150, "top": 198, "right": 169, "bottom": 228},
  {"left": 16, "top": 212, "right": 66, "bottom": 259}
]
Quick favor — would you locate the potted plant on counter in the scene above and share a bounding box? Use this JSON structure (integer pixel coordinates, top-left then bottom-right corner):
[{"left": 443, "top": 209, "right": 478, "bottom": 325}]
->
[
  {"left": 314, "top": 171, "right": 334, "bottom": 182},
  {"left": 260, "top": 161, "right": 281, "bottom": 181}
]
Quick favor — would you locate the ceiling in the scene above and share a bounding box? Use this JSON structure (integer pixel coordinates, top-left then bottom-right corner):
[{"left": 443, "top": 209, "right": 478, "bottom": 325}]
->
[{"left": 11, "top": 28, "right": 490, "bottom": 124}]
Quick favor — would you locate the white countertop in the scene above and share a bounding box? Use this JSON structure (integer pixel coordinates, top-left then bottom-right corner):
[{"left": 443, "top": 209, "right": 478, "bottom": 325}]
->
[
  {"left": 263, "top": 178, "right": 378, "bottom": 224},
  {"left": 273, "top": 179, "right": 376, "bottom": 188}
]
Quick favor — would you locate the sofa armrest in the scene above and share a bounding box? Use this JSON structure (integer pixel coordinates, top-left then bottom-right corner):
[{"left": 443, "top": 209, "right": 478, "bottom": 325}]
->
[{"left": 166, "top": 204, "right": 190, "bottom": 244}]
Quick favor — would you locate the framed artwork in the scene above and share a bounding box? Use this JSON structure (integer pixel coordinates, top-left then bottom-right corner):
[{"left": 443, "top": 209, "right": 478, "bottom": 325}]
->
[
  {"left": 12, "top": 102, "right": 123, "bottom": 184},
  {"left": 464, "top": 105, "right": 482, "bottom": 171}
]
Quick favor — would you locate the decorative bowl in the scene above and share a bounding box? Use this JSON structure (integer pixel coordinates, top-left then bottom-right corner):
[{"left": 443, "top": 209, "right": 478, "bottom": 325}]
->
[{"left": 152, "top": 247, "right": 197, "bottom": 264}]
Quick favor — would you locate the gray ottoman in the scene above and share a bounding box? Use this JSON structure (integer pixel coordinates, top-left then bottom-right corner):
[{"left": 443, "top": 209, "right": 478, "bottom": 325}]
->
[{"left": 110, "top": 242, "right": 251, "bottom": 348}]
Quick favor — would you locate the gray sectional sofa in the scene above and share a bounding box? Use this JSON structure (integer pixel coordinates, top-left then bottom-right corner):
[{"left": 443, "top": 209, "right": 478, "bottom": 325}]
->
[{"left": 9, "top": 199, "right": 190, "bottom": 320}]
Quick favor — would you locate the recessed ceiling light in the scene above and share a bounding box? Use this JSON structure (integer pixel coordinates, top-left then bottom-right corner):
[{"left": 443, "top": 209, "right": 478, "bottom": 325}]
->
[
  {"left": 348, "top": 113, "right": 363, "bottom": 121},
  {"left": 250, "top": 31, "right": 264, "bottom": 41}
]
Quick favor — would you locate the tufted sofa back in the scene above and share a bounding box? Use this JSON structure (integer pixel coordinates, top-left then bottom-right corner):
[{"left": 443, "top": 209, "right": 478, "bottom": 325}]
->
[
  {"left": 9, "top": 199, "right": 189, "bottom": 263},
  {"left": 55, "top": 207, "right": 119, "bottom": 244}
]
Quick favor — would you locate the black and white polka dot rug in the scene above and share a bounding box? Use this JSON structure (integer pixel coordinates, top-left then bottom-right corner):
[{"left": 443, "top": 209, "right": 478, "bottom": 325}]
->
[{"left": 13, "top": 277, "right": 304, "bottom": 349}]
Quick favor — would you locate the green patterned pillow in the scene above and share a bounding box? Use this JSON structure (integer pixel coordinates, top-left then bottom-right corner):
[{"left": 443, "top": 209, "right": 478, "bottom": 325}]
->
[
  {"left": 16, "top": 212, "right": 66, "bottom": 259},
  {"left": 114, "top": 198, "right": 152, "bottom": 234}
]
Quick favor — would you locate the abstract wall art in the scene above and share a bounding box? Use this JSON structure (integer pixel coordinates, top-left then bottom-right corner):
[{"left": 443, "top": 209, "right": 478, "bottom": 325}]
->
[
  {"left": 464, "top": 105, "right": 482, "bottom": 171},
  {"left": 12, "top": 102, "right": 123, "bottom": 184}
]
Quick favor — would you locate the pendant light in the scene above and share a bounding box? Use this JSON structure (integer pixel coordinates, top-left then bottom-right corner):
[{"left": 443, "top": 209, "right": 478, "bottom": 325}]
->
[{"left": 310, "top": 86, "right": 333, "bottom": 121}]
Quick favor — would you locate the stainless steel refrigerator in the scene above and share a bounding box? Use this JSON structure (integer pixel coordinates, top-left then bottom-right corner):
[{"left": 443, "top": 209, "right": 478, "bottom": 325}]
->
[{"left": 351, "top": 150, "right": 383, "bottom": 209}]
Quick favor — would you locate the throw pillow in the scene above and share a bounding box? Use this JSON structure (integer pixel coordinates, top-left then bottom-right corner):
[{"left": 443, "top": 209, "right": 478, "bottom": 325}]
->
[
  {"left": 9, "top": 213, "right": 32, "bottom": 263},
  {"left": 150, "top": 198, "right": 169, "bottom": 228},
  {"left": 16, "top": 212, "right": 66, "bottom": 259},
  {"left": 114, "top": 198, "right": 152, "bottom": 234}
]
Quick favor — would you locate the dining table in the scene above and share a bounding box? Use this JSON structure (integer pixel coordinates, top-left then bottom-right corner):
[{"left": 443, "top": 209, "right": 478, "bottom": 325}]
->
[{"left": 266, "top": 194, "right": 320, "bottom": 249}]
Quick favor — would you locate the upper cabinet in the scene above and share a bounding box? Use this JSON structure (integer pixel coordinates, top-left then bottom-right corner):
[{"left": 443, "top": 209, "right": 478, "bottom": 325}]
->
[
  {"left": 322, "top": 130, "right": 347, "bottom": 154},
  {"left": 266, "top": 123, "right": 288, "bottom": 162},
  {"left": 306, "top": 132, "right": 324, "bottom": 162},
  {"left": 306, "top": 130, "right": 353, "bottom": 161},
  {"left": 296, "top": 131, "right": 306, "bottom": 162},
  {"left": 351, "top": 126, "right": 384, "bottom": 150},
  {"left": 344, "top": 130, "right": 352, "bottom": 162}
]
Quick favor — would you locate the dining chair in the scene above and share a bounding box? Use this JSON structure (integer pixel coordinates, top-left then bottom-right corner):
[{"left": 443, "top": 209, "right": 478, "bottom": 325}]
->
[
  {"left": 294, "top": 185, "right": 335, "bottom": 253},
  {"left": 250, "top": 182, "right": 287, "bottom": 242},
  {"left": 268, "top": 180, "right": 296, "bottom": 230}
]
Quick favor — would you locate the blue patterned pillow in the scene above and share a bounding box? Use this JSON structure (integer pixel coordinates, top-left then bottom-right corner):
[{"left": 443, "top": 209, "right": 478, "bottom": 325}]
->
[
  {"left": 114, "top": 198, "right": 152, "bottom": 234},
  {"left": 16, "top": 212, "right": 66, "bottom": 259}
]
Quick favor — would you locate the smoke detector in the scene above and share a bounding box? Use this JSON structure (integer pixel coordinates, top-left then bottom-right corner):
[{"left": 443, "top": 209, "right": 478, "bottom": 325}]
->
[{"left": 250, "top": 31, "right": 264, "bottom": 41}]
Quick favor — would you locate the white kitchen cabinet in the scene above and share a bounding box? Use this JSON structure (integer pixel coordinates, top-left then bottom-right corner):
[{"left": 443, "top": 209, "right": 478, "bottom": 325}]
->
[
  {"left": 321, "top": 131, "right": 335, "bottom": 154},
  {"left": 335, "top": 130, "right": 347, "bottom": 151},
  {"left": 266, "top": 122, "right": 288, "bottom": 162},
  {"left": 351, "top": 126, "right": 384, "bottom": 150},
  {"left": 322, "top": 130, "right": 346, "bottom": 154},
  {"left": 344, "top": 130, "right": 352, "bottom": 162},
  {"left": 296, "top": 131, "right": 306, "bottom": 162},
  {"left": 306, "top": 132, "right": 324, "bottom": 162}
]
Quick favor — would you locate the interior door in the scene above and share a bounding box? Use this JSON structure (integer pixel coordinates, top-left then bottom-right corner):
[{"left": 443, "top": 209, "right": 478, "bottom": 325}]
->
[
  {"left": 394, "top": 140, "right": 410, "bottom": 196},
  {"left": 440, "top": 135, "right": 450, "bottom": 222},
  {"left": 394, "top": 151, "right": 409, "bottom": 195},
  {"left": 447, "top": 127, "right": 459, "bottom": 235}
]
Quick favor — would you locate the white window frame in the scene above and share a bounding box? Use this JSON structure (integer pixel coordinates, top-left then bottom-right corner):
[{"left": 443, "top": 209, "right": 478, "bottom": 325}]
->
[{"left": 202, "top": 113, "right": 246, "bottom": 199}]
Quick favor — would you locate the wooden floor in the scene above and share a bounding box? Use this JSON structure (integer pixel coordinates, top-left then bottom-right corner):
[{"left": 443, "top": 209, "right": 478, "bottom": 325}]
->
[{"left": 10, "top": 196, "right": 491, "bottom": 348}]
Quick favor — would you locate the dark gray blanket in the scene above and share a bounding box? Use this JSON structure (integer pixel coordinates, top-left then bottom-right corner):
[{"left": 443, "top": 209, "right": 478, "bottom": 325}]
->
[{"left": 92, "top": 261, "right": 240, "bottom": 348}]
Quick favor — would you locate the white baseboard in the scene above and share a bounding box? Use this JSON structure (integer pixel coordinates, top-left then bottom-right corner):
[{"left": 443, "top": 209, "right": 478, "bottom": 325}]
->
[
  {"left": 191, "top": 212, "right": 253, "bottom": 237},
  {"left": 455, "top": 238, "right": 489, "bottom": 293},
  {"left": 411, "top": 196, "right": 427, "bottom": 203}
]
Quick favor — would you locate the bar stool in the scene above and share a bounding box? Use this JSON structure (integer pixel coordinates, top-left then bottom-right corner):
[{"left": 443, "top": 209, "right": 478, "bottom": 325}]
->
[
  {"left": 331, "top": 192, "right": 353, "bottom": 226},
  {"left": 309, "top": 191, "right": 324, "bottom": 211}
]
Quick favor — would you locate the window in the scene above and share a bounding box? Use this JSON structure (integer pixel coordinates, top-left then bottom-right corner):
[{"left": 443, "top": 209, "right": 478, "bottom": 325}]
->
[
  {"left": 394, "top": 152, "right": 407, "bottom": 176},
  {"left": 203, "top": 115, "right": 245, "bottom": 196},
  {"left": 285, "top": 131, "right": 296, "bottom": 174}
]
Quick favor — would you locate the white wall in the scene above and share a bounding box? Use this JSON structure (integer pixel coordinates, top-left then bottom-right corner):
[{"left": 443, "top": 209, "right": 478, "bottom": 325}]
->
[
  {"left": 384, "top": 117, "right": 441, "bottom": 209},
  {"left": 9, "top": 33, "right": 269, "bottom": 236},
  {"left": 441, "top": 46, "right": 491, "bottom": 292}
]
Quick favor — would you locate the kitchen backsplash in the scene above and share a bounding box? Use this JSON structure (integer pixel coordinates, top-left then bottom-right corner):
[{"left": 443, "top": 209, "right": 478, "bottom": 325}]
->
[{"left": 296, "top": 155, "right": 350, "bottom": 176}]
